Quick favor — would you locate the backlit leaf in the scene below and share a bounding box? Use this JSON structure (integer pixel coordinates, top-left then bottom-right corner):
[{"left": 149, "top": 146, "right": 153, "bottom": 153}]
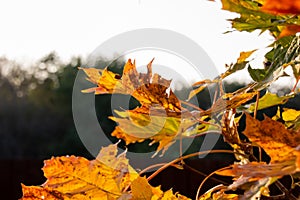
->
[
  {"left": 221, "top": 0, "right": 300, "bottom": 39},
  {"left": 81, "top": 59, "right": 181, "bottom": 112},
  {"left": 248, "top": 92, "right": 294, "bottom": 112},
  {"left": 243, "top": 113, "right": 300, "bottom": 168},
  {"left": 281, "top": 108, "right": 300, "bottom": 122},
  {"left": 221, "top": 49, "right": 256, "bottom": 79},
  {"left": 279, "top": 25, "right": 300, "bottom": 38},
  {"left": 261, "top": 0, "right": 300, "bottom": 15},
  {"left": 21, "top": 184, "right": 65, "bottom": 200},
  {"left": 21, "top": 144, "right": 138, "bottom": 200},
  {"left": 131, "top": 177, "right": 191, "bottom": 200},
  {"left": 131, "top": 177, "right": 153, "bottom": 200},
  {"left": 110, "top": 106, "right": 198, "bottom": 156}
]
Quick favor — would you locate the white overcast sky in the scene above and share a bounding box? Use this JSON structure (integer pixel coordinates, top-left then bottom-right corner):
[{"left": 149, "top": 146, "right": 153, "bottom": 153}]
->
[{"left": 0, "top": 0, "right": 274, "bottom": 81}]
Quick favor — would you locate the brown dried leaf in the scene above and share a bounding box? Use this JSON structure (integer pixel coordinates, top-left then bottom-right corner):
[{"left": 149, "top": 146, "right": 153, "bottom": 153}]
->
[{"left": 243, "top": 113, "right": 300, "bottom": 169}]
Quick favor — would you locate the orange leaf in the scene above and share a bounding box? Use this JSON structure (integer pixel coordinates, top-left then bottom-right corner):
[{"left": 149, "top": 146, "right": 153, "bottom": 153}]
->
[
  {"left": 278, "top": 25, "right": 300, "bottom": 38},
  {"left": 21, "top": 144, "right": 138, "bottom": 199},
  {"left": 81, "top": 59, "right": 181, "bottom": 112},
  {"left": 131, "top": 177, "right": 191, "bottom": 200},
  {"left": 110, "top": 106, "right": 197, "bottom": 157},
  {"left": 243, "top": 113, "right": 300, "bottom": 170},
  {"left": 21, "top": 184, "right": 64, "bottom": 200},
  {"left": 261, "top": 0, "right": 300, "bottom": 15}
]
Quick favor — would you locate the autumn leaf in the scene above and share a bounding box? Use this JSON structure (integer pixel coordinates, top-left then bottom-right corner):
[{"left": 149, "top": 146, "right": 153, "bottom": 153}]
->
[
  {"left": 220, "top": 0, "right": 300, "bottom": 39},
  {"left": 21, "top": 184, "right": 65, "bottom": 200},
  {"left": 131, "top": 177, "right": 191, "bottom": 200},
  {"left": 199, "top": 184, "right": 239, "bottom": 200},
  {"left": 248, "top": 92, "right": 294, "bottom": 112},
  {"left": 261, "top": 0, "right": 300, "bottom": 15},
  {"left": 79, "top": 67, "right": 103, "bottom": 85},
  {"left": 21, "top": 143, "right": 138, "bottom": 200},
  {"left": 188, "top": 79, "right": 215, "bottom": 100},
  {"left": 110, "top": 106, "right": 198, "bottom": 157},
  {"left": 279, "top": 25, "right": 300, "bottom": 38},
  {"left": 216, "top": 161, "right": 298, "bottom": 178},
  {"left": 81, "top": 59, "right": 191, "bottom": 156},
  {"left": 81, "top": 67, "right": 121, "bottom": 94},
  {"left": 221, "top": 49, "right": 256, "bottom": 79},
  {"left": 81, "top": 59, "right": 181, "bottom": 112},
  {"left": 243, "top": 113, "right": 300, "bottom": 169},
  {"left": 201, "top": 92, "right": 256, "bottom": 117}
]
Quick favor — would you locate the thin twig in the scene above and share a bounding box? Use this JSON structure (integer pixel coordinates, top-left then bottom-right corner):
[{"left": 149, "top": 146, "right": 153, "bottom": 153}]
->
[
  {"left": 180, "top": 100, "right": 205, "bottom": 112},
  {"left": 291, "top": 78, "right": 299, "bottom": 93},
  {"left": 254, "top": 91, "right": 260, "bottom": 119},
  {"left": 146, "top": 149, "right": 235, "bottom": 181},
  {"left": 195, "top": 165, "right": 232, "bottom": 200},
  {"left": 184, "top": 163, "right": 229, "bottom": 185}
]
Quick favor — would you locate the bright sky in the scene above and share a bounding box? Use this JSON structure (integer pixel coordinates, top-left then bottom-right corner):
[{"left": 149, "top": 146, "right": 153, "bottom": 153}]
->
[{"left": 0, "top": 0, "right": 274, "bottom": 82}]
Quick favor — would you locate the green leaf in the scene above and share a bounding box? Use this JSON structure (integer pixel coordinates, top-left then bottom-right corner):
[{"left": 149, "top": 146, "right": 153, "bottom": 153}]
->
[
  {"left": 221, "top": 0, "right": 300, "bottom": 38},
  {"left": 248, "top": 92, "right": 294, "bottom": 112},
  {"left": 247, "top": 66, "right": 268, "bottom": 82}
]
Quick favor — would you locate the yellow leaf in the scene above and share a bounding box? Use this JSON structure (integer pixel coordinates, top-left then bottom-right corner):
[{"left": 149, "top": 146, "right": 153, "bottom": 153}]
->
[
  {"left": 248, "top": 92, "right": 293, "bottom": 112},
  {"left": 21, "top": 184, "right": 65, "bottom": 200},
  {"left": 21, "top": 144, "right": 138, "bottom": 200},
  {"left": 131, "top": 177, "right": 153, "bottom": 200},
  {"left": 79, "top": 67, "right": 102, "bottom": 84},
  {"left": 80, "top": 59, "right": 181, "bottom": 112},
  {"left": 237, "top": 50, "right": 256, "bottom": 64},
  {"left": 282, "top": 108, "right": 300, "bottom": 121},
  {"left": 110, "top": 106, "right": 198, "bottom": 156},
  {"left": 188, "top": 79, "right": 214, "bottom": 100},
  {"left": 131, "top": 177, "right": 191, "bottom": 200},
  {"left": 243, "top": 113, "right": 300, "bottom": 170}
]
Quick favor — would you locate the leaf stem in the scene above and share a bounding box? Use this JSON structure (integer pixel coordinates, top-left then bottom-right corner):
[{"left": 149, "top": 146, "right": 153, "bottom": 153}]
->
[
  {"left": 254, "top": 91, "right": 260, "bottom": 119},
  {"left": 291, "top": 78, "right": 299, "bottom": 92},
  {"left": 180, "top": 100, "right": 204, "bottom": 112},
  {"left": 195, "top": 165, "right": 232, "bottom": 200},
  {"left": 146, "top": 149, "right": 235, "bottom": 182}
]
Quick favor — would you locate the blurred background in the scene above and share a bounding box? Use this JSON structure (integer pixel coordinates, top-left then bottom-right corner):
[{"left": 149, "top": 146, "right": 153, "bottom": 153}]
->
[{"left": 1, "top": 0, "right": 299, "bottom": 199}]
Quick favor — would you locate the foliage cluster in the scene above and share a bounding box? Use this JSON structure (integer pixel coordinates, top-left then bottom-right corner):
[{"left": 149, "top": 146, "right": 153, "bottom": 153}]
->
[{"left": 21, "top": 0, "right": 300, "bottom": 199}]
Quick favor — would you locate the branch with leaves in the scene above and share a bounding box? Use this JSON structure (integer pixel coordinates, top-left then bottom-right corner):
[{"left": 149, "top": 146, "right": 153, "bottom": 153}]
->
[{"left": 21, "top": 0, "right": 300, "bottom": 199}]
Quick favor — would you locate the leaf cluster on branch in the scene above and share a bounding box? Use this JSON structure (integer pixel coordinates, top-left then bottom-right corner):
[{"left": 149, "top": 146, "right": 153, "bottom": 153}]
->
[{"left": 21, "top": 0, "right": 300, "bottom": 199}]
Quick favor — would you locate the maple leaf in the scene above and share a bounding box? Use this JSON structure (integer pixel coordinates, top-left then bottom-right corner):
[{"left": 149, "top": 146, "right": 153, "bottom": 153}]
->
[
  {"left": 261, "top": 0, "right": 300, "bottom": 15},
  {"left": 21, "top": 143, "right": 138, "bottom": 200},
  {"left": 81, "top": 59, "right": 181, "bottom": 112},
  {"left": 220, "top": 0, "right": 300, "bottom": 39},
  {"left": 243, "top": 113, "right": 300, "bottom": 169},
  {"left": 131, "top": 177, "right": 191, "bottom": 200}
]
